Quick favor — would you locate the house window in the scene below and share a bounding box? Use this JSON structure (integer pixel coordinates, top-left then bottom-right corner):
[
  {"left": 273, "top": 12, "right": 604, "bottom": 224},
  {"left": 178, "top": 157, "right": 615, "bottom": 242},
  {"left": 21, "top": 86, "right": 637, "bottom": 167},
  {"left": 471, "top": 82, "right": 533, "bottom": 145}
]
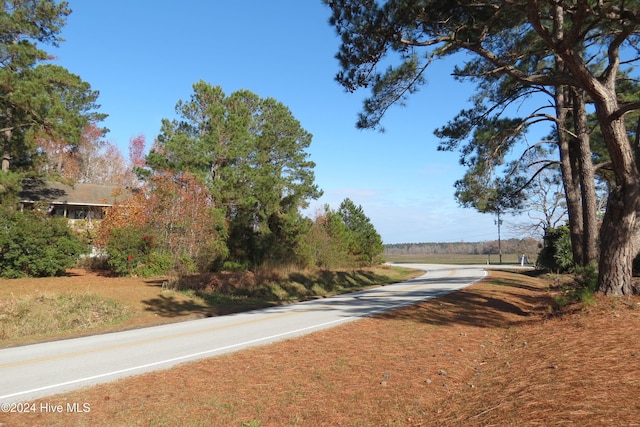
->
[
  {"left": 52, "top": 206, "right": 65, "bottom": 217},
  {"left": 70, "top": 209, "right": 87, "bottom": 220}
]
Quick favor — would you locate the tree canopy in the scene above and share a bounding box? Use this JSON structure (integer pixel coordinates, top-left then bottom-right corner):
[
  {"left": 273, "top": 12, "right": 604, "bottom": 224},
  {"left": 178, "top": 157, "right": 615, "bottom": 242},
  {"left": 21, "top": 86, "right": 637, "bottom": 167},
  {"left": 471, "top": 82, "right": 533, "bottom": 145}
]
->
[
  {"left": 0, "top": 0, "right": 106, "bottom": 173},
  {"left": 338, "top": 198, "right": 384, "bottom": 265},
  {"left": 326, "top": 0, "right": 640, "bottom": 295},
  {"left": 308, "top": 200, "right": 384, "bottom": 269},
  {"left": 146, "top": 81, "right": 322, "bottom": 267}
]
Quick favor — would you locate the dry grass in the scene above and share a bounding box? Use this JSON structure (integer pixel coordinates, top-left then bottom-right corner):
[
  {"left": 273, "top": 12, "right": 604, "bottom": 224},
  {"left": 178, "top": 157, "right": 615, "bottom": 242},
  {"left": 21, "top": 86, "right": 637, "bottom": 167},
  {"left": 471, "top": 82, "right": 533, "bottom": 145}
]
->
[
  {"left": 0, "top": 292, "right": 130, "bottom": 340},
  {"left": 0, "top": 266, "right": 415, "bottom": 348},
  {"left": 2, "top": 269, "right": 640, "bottom": 426},
  {"left": 0, "top": 270, "right": 204, "bottom": 348}
]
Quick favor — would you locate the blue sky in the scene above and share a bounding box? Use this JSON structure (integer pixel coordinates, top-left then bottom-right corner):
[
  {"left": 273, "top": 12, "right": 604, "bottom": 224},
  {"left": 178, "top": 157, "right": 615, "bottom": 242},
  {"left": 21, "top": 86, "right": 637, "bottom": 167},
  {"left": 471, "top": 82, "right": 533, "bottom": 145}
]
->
[{"left": 51, "top": 1, "right": 535, "bottom": 244}]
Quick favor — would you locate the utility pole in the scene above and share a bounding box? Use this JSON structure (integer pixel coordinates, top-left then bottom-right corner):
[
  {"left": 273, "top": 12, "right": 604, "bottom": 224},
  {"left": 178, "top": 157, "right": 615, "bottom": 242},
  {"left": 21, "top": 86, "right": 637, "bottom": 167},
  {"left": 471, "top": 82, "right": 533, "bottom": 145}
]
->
[{"left": 495, "top": 211, "right": 503, "bottom": 264}]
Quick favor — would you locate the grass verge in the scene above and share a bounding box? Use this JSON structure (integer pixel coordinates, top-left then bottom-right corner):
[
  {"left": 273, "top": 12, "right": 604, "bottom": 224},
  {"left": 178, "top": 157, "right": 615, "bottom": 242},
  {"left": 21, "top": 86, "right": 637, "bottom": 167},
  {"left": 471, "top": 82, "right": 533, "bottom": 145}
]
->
[
  {"left": 0, "top": 265, "right": 421, "bottom": 346},
  {"left": 0, "top": 292, "right": 130, "bottom": 341}
]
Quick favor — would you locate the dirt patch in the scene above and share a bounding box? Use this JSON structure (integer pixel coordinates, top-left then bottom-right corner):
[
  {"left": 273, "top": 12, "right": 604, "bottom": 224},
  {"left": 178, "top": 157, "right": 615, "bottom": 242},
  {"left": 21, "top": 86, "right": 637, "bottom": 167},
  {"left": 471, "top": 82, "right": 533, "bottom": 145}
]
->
[{"left": 2, "top": 270, "right": 640, "bottom": 426}]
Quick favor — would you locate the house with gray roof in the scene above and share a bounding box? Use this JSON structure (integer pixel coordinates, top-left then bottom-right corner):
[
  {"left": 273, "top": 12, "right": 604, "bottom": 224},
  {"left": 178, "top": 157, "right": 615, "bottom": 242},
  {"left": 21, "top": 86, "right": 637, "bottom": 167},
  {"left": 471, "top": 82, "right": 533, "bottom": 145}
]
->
[{"left": 18, "top": 179, "right": 123, "bottom": 224}]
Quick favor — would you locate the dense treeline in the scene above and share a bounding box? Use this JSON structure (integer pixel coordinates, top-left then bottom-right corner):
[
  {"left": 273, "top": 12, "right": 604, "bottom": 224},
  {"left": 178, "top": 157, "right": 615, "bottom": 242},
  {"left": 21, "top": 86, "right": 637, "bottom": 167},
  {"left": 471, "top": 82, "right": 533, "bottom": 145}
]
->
[
  {"left": 385, "top": 239, "right": 540, "bottom": 257},
  {"left": 0, "top": 2, "right": 385, "bottom": 278},
  {"left": 96, "top": 83, "right": 385, "bottom": 277}
]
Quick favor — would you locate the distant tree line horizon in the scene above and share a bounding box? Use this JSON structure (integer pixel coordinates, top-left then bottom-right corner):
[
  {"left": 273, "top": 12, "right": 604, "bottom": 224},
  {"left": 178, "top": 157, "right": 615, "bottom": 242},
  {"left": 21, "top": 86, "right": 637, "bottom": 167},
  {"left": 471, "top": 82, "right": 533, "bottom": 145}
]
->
[{"left": 384, "top": 238, "right": 540, "bottom": 257}]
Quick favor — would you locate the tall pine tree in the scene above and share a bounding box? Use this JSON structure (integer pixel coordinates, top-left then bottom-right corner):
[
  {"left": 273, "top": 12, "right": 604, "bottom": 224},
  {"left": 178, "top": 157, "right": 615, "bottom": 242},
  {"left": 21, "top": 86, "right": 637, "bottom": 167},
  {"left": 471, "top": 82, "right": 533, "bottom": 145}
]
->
[{"left": 147, "top": 82, "right": 322, "bottom": 267}]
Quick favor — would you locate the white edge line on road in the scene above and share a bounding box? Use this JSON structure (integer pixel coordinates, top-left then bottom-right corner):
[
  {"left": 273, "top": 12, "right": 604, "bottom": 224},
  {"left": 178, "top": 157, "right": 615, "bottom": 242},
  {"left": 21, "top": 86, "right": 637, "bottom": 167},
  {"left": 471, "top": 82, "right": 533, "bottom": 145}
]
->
[
  {"left": 1, "top": 268, "right": 487, "bottom": 401},
  {"left": 0, "top": 316, "right": 352, "bottom": 401}
]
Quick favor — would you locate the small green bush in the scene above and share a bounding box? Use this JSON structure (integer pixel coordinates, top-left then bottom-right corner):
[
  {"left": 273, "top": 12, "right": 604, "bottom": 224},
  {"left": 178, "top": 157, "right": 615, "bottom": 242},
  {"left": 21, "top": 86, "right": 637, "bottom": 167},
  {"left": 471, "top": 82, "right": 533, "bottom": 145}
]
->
[
  {"left": 222, "top": 260, "right": 250, "bottom": 272},
  {"left": 573, "top": 262, "right": 598, "bottom": 305},
  {"left": 553, "top": 262, "right": 599, "bottom": 308},
  {"left": 135, "top": 250, "right": 174, "bottom": 277},
  {"left": 0, "top": 209, "right": 86, "bottom": 278},
  {"left": 105, "top": 226, "right": 169, "bottom": 277},
  {"left": 537, "top": 225, "right": 574, "bottom": 273}
]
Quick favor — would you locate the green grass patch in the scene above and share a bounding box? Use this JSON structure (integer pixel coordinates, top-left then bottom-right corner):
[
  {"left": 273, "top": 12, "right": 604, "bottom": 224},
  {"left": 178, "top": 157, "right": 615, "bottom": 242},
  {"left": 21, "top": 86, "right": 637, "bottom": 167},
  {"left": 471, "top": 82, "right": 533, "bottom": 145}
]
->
[{"left": 0, "top": 292, "right": 131, "bottom": 340}]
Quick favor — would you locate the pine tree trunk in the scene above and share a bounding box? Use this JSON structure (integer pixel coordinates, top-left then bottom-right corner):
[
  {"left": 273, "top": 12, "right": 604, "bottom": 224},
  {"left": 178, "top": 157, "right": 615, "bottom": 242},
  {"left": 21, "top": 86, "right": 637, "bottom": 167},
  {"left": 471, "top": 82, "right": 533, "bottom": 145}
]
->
[
  {"left": 555, "top": 86, "right": 585, "bottom": 265},
  {"left": 549, "top": 27, "right": 640, "bottom": 295},
  {"left": 593, "top": 106, "right": 640, "bottom": 295},
  {"left": 573, "top": 89, "right": 598, "bottom": 265},
  {"left": 2, "top": 129, "right": 11, "bottom": 172},
  {"left": 598, "top": 185, "right": 637, "bottom": 295}
]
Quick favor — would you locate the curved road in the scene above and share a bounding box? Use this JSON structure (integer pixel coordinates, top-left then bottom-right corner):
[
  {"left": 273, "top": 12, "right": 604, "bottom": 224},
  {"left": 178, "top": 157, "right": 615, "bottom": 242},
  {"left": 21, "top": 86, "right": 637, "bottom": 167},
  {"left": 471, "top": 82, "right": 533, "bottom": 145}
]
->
[{"left": 0, "top": 263, "right": 487, "bottom": 403}]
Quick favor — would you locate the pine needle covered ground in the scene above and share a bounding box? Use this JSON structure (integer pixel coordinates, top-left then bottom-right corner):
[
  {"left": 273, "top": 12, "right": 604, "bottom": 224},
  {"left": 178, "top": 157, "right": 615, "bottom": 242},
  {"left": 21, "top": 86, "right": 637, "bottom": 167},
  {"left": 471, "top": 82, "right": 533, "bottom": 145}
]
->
[{"left": 1, "top": 269, "right": 639, "bottom": 426}]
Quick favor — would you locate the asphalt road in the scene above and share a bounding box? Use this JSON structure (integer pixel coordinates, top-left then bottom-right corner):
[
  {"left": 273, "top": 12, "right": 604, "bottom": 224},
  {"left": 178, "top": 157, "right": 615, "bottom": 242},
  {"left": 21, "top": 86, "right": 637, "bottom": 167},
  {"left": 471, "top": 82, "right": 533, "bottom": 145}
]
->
[{"left": 0, "top": 263, "right": 488, "bottom": 404}]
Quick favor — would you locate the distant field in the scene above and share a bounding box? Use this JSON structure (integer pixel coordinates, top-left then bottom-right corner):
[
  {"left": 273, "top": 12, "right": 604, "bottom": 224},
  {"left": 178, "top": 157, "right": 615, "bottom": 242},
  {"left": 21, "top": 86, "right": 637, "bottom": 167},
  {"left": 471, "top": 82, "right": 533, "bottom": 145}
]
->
[{"left": 384, "top": 252, "right": 534, "bottom": 265}]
